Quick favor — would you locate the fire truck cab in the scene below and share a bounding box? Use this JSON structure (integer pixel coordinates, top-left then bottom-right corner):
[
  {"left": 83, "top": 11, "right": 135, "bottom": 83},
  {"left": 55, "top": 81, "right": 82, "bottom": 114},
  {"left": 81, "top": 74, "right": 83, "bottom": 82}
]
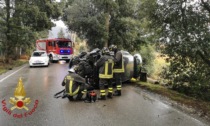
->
[{"left": 36, "top": 38, "right": 73, "bottom": 62}]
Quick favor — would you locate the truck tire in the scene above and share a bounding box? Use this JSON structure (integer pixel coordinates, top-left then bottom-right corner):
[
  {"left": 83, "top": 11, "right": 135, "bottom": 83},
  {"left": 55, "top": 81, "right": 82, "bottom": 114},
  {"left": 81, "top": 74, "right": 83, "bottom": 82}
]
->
[{"left": 49, "top": 55, "right": 54, "bottom": 63}]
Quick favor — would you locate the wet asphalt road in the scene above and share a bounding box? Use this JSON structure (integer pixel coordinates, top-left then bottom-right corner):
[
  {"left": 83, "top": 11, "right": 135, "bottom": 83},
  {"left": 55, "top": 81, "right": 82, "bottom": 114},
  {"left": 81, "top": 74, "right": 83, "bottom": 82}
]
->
[{"left": 0, "top": 63, "right": 208, "bottom": 126}]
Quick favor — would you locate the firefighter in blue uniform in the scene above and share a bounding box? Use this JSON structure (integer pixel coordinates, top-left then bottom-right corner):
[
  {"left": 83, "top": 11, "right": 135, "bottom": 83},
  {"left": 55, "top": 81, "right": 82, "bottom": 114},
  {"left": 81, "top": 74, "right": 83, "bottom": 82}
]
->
[
  {"left": 109, "top": 45, "right": 125, "bottom": 96},
  {"left": 62, "top": 67, "right": 88, "bottom": 101},
  {"left": 95, "top": 47, "right": 114, "bottom": 100}
]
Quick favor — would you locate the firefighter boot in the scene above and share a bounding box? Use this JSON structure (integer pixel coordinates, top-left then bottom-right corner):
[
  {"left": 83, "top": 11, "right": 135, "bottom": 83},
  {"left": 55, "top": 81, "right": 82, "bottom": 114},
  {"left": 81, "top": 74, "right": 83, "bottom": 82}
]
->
[
  {"left": 76, "top": 93, "right": 84, "bottom": 101},
  {"left": 68, "top": 96, "right": 74, "bottom": 101},
  {"left": 98, "top": 95, "right": 106, "bottom": 100},
  {"left": 98, "top": 89, "right": 106, "bottom": 100},
  {"left": 113, "top": 90, "right": 121, "bottom": 96},
  {"left": 107, "top": 92, "right": 113, "bottom": 99}
]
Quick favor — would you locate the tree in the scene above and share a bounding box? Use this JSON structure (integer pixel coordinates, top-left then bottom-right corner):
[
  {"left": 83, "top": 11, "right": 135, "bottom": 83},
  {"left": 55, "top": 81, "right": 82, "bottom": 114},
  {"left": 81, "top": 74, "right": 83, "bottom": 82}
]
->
[
  {"left": 63, "top": 0, "right": 147, "bottom": 51},
  {"left": 0, "top": 3, "right": 6, "bottom": 55},
  {"left": 0, "top": 0, "right": 62, "bottom": 62},
  {"left": 58, "top": 28, "right": 65, "bottom": 38},
  {"left": 147, "top": 0, "right": 210, "bottom": 100}
]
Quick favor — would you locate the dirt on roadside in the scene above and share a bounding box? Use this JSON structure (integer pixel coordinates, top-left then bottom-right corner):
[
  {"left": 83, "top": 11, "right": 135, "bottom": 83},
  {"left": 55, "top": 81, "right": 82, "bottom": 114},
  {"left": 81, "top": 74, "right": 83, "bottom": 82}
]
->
[{"left": 134, "top": 82, "right": 210, "bottom": 124}]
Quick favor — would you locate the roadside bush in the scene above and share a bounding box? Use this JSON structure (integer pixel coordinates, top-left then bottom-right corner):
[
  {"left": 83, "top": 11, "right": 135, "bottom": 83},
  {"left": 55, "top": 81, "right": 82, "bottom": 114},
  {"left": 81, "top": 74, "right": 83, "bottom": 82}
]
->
[
  {"left": 137, "top": 44, "right": 155, "bottom": 76},
  {"left": 163, "top": 56, "right": 210, "bottom": 101}
]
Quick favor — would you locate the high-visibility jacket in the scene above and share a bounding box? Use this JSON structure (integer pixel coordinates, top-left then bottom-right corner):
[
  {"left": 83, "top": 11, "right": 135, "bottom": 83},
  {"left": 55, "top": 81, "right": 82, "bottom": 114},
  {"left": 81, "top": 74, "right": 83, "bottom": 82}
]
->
[
  {"left": 62, "top": 73, "right": 86, "bottom": 96},
  {"left": 96, "top": 55, "right": 114, "bottom": 79},
  {"left": 113, "top": 51, "right": 124, "bottom": 73}
]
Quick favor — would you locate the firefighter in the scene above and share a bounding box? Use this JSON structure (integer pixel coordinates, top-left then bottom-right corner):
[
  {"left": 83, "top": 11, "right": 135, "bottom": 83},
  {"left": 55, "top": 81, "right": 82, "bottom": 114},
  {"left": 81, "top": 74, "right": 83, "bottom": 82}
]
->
[
  {"left": 95, "top": 47, "right": 114, "bottom": 100},
  {"left": 109, "top": 44, "right": 125, "bottom": 96},
  {"left": 62, "top": 66, "right": 90, "bottom": 101}
]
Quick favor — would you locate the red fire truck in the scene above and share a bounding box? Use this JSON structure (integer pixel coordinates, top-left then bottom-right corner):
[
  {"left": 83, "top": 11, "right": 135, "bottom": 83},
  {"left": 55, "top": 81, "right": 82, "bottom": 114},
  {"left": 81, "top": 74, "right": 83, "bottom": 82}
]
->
[{"left": 36, "top": 38, "right": 73, "bottom": 62}]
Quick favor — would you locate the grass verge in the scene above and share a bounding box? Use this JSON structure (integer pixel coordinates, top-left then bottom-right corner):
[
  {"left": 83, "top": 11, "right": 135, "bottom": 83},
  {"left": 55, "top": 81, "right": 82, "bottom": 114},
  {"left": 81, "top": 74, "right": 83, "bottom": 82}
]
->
[
  {"left": 0, "top": 59, "right": 28, "bottom": 75},
  {"left": 136, "top": 81, "right": 210, "bottom": 120}
]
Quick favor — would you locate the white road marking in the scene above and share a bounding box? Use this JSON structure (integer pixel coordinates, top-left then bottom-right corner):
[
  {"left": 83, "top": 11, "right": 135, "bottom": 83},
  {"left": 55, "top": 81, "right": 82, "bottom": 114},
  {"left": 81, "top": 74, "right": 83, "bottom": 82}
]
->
[{"left": 0, "top": 65, "right": 27, "bottom": 82}]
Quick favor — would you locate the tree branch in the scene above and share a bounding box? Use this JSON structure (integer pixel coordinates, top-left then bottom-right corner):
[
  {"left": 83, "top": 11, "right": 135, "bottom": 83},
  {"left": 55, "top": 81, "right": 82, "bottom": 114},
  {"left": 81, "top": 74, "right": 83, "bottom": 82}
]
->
[
  {"left": 201, "top": 0, "right": 210, "bottom": 14},
  {"left": 197, "top": 50, "right": 210, "bottom": 67}
]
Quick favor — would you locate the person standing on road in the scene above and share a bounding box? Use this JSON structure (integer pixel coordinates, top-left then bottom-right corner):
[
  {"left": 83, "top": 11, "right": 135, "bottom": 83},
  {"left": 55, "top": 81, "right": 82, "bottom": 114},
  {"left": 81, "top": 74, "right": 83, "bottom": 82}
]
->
[
  {"left": 109, "top": 45, "right": 125, "bottom": 96},
  {"left": 95, "top": 47, "right": 114, "bottom": 100}
]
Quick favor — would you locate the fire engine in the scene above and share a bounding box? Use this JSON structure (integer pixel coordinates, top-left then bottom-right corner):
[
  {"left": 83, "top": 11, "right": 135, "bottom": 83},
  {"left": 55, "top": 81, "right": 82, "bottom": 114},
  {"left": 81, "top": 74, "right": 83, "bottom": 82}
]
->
[{"left": 36, "top": 38, "right": 73, "bottom": 62}]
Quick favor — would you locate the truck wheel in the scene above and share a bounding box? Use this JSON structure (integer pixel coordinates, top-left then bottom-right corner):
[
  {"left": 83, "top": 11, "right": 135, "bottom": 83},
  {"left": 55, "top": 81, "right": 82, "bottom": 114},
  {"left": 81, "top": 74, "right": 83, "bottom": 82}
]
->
[{"left": 49, "top": 55, "right": 54, "bottom": 63}]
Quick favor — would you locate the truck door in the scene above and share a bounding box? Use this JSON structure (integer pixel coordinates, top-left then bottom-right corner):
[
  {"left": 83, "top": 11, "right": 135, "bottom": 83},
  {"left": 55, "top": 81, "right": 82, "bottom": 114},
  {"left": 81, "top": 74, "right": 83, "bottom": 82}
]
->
[
  {"left": 48, "top": 41, "right": 53, "bottom": 52},
  {"left": 52, "top": 41, "right": 56, "bottom": 53},
  {"left": 48, "top": 41, "right": 56, "bottom": 53}
]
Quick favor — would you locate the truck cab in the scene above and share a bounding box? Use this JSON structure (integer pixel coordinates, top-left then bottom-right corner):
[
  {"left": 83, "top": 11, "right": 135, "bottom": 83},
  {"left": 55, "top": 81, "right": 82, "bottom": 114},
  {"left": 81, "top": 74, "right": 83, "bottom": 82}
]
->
[{"left": 36, "top": 38, "right": 73, "bottom": 62}]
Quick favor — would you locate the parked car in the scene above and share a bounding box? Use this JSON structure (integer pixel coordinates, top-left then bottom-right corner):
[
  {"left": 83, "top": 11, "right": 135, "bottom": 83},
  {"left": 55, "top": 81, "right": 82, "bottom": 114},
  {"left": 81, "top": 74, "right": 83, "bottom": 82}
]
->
[{"left": 29, "top": 51, "right": 50, "bottom": 67}]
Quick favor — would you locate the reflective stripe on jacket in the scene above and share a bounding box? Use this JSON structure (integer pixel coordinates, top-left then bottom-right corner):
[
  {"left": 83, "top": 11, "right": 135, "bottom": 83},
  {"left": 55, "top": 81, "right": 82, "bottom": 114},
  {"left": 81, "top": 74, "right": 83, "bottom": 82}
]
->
[
  {"left": 62, "top": 73, "right": 86, "bottom": 96},
  {"left": 96, "top": 55, "right": 114, "bottom": 79}
]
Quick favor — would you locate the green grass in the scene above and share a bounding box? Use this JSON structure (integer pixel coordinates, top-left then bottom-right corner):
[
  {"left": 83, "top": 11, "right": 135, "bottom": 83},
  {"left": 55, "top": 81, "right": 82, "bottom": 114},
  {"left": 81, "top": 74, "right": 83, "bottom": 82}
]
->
[
  {"left": 136, "top": 81, "right": 210, "bottom": 119},
  {"left": 0, "top": 69, "right": 7, "bottom": 74},
  {"left": 13, "top": 59, "right": 28, "bottom": 67},
  {"left": 0, "top": 59, "right": 28, "bottom": 75}
]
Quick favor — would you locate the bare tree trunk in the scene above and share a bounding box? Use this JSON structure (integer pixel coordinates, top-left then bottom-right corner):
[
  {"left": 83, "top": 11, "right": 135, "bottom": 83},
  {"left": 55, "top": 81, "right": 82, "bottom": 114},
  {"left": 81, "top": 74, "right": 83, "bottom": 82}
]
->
[
  {"left": 5, "top": 0, "right": 11, "bottom": 63},
  {"left": 104, "top": 2, "right": 110, "bottom": 47},
  {"left": 19, "top": 47, "right": 22, "bottom": 56}
]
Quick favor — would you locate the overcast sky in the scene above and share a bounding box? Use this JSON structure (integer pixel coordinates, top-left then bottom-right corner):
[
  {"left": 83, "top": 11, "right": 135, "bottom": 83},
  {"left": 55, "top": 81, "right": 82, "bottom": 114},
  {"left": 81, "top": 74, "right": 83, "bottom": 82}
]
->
[
  {"left": 48, "top": 0, "right": 67, "bottom": 38},
  {"left": 49, "top": 20, "right": 68, "bottom": 38}
]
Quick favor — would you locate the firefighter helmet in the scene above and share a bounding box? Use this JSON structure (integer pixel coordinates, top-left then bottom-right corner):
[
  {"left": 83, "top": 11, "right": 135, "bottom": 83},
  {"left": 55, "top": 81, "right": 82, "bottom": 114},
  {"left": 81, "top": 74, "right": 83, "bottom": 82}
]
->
[
  {"left": 68, "top": 66, "right": 78, "bottom": 73},
  {"left": 68, "top": 67, "right": 75, "bottom": 73},
  {"left": 109, "top": 44, "right": 117, "bottom": 52},
  {"left": 101, "top": 47, "right": 110, "bottom": 55}
]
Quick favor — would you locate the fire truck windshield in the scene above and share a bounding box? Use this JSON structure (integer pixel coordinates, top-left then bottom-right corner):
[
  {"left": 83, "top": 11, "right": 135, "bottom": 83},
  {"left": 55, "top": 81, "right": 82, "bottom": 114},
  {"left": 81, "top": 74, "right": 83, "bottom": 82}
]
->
[{"left": 57, "top": 41, "right": 71, "bottom": 48}]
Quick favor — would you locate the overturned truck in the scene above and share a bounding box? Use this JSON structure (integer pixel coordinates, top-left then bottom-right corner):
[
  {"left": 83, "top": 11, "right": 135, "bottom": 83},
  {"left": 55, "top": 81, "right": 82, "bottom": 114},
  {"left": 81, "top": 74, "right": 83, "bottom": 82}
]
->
[{"left": 69, "top": 48, "right": 142, "bottom": 88}]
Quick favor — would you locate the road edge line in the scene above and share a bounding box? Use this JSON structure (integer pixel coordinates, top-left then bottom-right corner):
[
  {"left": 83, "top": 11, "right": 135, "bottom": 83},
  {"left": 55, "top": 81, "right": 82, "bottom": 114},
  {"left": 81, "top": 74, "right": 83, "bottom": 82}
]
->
[{"left": 0, "top": 65, "right": 27, "bottom": 82}]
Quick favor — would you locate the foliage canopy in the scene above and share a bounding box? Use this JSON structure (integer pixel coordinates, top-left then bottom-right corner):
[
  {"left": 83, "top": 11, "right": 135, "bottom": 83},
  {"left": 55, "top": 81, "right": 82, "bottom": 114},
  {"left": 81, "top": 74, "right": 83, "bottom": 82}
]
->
[
  {"left": 147, "top": 0, "right": 210, "bottom": 100},
  {"left": 0, "top": 0, "right": 62, "bottom": 61},
  {"left": 63, "top": 0, "right": 149, "bottom": 51}
]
